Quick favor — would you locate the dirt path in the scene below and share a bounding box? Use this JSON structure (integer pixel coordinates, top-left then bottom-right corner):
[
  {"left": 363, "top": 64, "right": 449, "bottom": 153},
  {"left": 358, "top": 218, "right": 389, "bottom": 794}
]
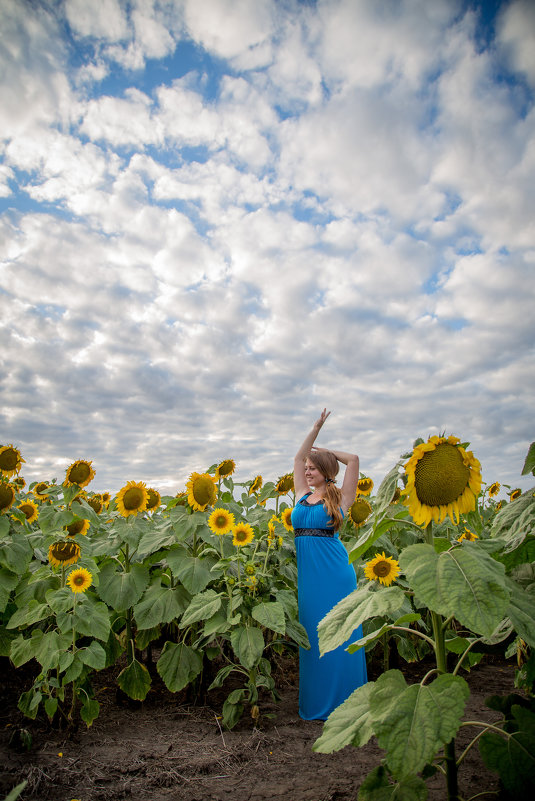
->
[{"left": 1, "top": 654, "right": 517, "bottom": 801}]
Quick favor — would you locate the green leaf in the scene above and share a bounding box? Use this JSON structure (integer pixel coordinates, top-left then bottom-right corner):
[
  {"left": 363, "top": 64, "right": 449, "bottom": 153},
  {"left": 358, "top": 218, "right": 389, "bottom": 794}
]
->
[
  {"left": 116, "top": 658, "right": 151, "bottom": 700},
  {"left": 479, "top": 706, "right": 535, "bottom": 797},
  {"left": 10, "top": 631, "right": 44, "bottom": 667},
  {"left": 136, "top": 526, "right": 178, "bottom": 559},
  {"left": 374, "top": 462, "right": 404, "bottom": 517},
  {"left": 7, "top": 600, "right": 51, "bottom": 629},
  {"left": 78, "top": 641, "right": 106, "bottom": 670},
  {"left": 318, "top": 585, "right": 407, "bottom": 656},
  {"left": 0, "top": 569, "right": 19, "bottom": 613},
  {"left": 275, "top": 588, "right": 298, "bottom": 619},
  {"left": 284, "top": 618, "right": 311, "bottom": 650},
  {"left": 231, "top": 625, "right": 265, "bottom": 669},
  {"left": 522, "top": 442, "right": 535, "bottom": 476},
  {"left": 55, "top": 595, "right": 111, "bottom": 642},
  {"left": 180, "top": 589, "right": 222, "bottom": 627},
  {"left": 0, "top": 532, "right": 33, "bottom": 574},
  {"left": 399, "top": 542, "right": 510, "bottom": 638},
  {"left": 62, "top": 652, "right": 84, "bottom": 683},
  {"left": 35, "top": 630, "right": 73, "bottom": 672},
  {"left": 44, "top": 696, "right": 58, "bottom": 720},
  {"left": 0, "top": 514, "right": 10, "bottom": 537},
  {"left": 347, "top": 623, "right": 392, "bottom": 654},
  {"left": 3, "top": 781, "right": 28, "bottom": 801},
  {"left": 252, "top": 601, "right": 286, "bottom": 635},
  {"left": 134, "top": 581, "right": 190, "bottom": 629},
  {"left": 369, "top": 670, "right": 469, "bottom": 781},
  {"left": 97, "top": 561, "right": 150, "bottom": 611},
  {"left": 313, "top": 682, "right": 374, "bottom": 753},
  {"left": 166, "top": 550, "right": 218, "bottom": 594},
  {"left": 157, "top": 641, "right": 203, "bottom": 693},
  {"left": 358, "top": 766, "right": 428, "bottom": 801},
  {"left": 0, "top": 626, "right": 16, "bottom": 657},
  {"left": 505, "top": 579, "right": 535, "bottom": 647},
  {"left": 80, "top": 697, "right": 100, "bottom": 727},
  {"left": 18, "top": 689, "right": 42, "bottom": 720}
]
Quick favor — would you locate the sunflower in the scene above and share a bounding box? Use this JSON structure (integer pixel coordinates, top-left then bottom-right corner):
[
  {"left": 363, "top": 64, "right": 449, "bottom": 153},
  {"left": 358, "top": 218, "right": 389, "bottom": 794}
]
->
[
  {"left": 66, "top": 567, "right": 92, "bottom": 594},
  {"left": 0, "top": 482, "right": 16, "bottom": 513},
  {"left": 509, "top": 488, "right": 522, "bottom": 501},
  {"left": 65, "top": 518, "right": 90, "bottom": 537},
  {"left": 33, "top": 482, "right": 50, "bottom": 500},
  {"left": 245, "top": 574, "right": 258, "bottom": 591},
  {"left": 0, "top": 445, "right": 25, "bottom": 478},
  {"left": 391, "top": 487, "right": 401, "bottom": 503},
  {"left": 64, "top": 460, "right": 95, "bottom": 489},
  {"left": 13, "top": 476, "right": 26, "bottom": 491},
  {"left": 349, "top": 497, "right": 372, "bottom": 529},
  {"left": 404, "top": 435, "right": 482, "bottom": 527},
  {"left": 208, "top": 507, "right": 235, "bottom": 535},
  {"left": 281, "top": 507, "right": 293, "bottom": 532},
  {"left": 276, "top": 473, "right": 294, "bottom": 495},
  {"left": 364, "top": 552, "right": 401, "bottom": 586},
  {"left": 495, "top": 500, "right": 505, "bottom": 511},
  {"left": 175, "top": 491, "right": 188, "bottom": 506},
  {"left": 86, "top": 494, "right": 104, "bottom": 514},
  {"left": 101, "top": 492, "right": 111, "bottom": 507},
  {"left": 17, "top": 500, "right": 39, "bottom": 524},
  {"left": 232, "top": 522, "right": 255, "bottom": 547},
  {"left": 116, "top": 481, "right": 149, "bottom": 517},
  {"left": 48, "top": 541, "right": 81, "bottom": 567},
  {"left": 215, "top": 459, "right": 236, "bottom": 480},
  {"left": 356, "top": 477, "right": 374, "bottom": 496},
  {"left": 248, "top": 475, "right": 263, "bottom": 496},
  {"left": 487, "top": 482, "right": 500, "bottom": 498},
  {"left": 146, "top": 488, "right": 161, "bottom": 512},
  {"left": 186, "top": 472, "right": 217, "bottom": 511},
  {"left": 458, "top": 528, "right": 479, "bottom": 542}
]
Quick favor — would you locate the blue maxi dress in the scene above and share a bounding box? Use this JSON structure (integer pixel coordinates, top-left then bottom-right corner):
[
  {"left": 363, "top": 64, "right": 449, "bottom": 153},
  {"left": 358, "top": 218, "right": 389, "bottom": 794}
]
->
[{"left": 291, "top": 493, "right": 368, "bottom": 720}]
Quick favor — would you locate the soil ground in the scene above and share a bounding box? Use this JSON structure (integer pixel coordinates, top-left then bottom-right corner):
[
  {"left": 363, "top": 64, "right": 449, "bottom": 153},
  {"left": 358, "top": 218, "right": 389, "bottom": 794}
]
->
[{"left": 1, "top": 651, "right": 518, "bottom": 801}]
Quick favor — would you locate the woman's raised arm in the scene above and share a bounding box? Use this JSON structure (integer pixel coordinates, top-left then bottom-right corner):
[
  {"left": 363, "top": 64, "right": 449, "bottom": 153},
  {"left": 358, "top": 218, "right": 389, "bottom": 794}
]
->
[{"left": 293, "top": 409, "right": 331, "bottom": 499}]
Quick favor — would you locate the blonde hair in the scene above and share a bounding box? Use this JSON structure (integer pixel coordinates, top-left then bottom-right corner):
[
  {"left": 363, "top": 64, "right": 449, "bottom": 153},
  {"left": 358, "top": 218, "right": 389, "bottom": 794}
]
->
[{"left": 307, "top": 451, "right": 343, "bottom": 531}]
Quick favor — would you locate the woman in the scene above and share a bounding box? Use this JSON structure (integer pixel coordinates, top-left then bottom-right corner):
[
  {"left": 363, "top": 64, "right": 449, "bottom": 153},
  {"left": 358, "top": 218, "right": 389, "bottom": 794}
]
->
[{"left": 291, "top": 409, "right": 368, "bottom": 720}]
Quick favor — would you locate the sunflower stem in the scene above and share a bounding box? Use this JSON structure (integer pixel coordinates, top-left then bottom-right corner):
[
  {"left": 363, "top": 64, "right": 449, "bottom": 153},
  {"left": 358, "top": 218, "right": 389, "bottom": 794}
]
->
[{"left": 424, "top": 523, "right": 459, "bottom": 801}]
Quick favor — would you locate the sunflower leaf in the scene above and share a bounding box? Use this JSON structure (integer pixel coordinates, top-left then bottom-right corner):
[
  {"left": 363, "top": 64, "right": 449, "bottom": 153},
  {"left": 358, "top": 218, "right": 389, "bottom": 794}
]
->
[
  {"left": 373, "top": 462, "right": 404, "bottom": 518},
  {"left": 318, "top": 585, "right": 407, "bottom": 657},
  {"left": 504, "top": 577, "right": 535, "bottom": 647},
  {"left": 251, "top": 601, "right": 286, "bottom": 635},
  {"left": 369, "top": 670, "right": 469, "bottom": 781},
  {"left": 157, "top": 642, "right": 203, "bottom": 693},
  {"left": 0, "top": 532, "right": 33, "bottom": 574},
  {"left": 231, "top": 625, "right": 265, "bottom": 669},
  {"left": 166, "top": 548, "right": 219, "bottom": 594},
  {"left": 97, "top": 561, "right": 150, "bottom": 612},
  {"left": 180, "top": 589, "right": 222, "bottom": 627},
  {"left": 313, "top": 682, "right": 374, "bottom": 753},
  {"left": 521, "top": 442, "right": 535, "bottom": 476},
  {"left": 134, "top": 581, "right": 190, "bottom": 630},
  {"left": 117, "top": 658, "right": 151, "bottom": 700},
  {"left": 79, "top": 697, "right": 100, "bottom": 727},
  {"left": 358, "top": 766, "right": 428, "bottom": 801},
  {"left": 399, "top": 542, "right": 510, "bottom": 638},
  {"left": 479, "top": 706, "right": 535, "bottom": 797}
]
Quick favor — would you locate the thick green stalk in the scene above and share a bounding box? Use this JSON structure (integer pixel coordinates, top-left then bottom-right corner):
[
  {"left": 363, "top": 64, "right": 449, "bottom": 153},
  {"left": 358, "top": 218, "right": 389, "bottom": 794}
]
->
[{"left": 424, "top": 523, "right": 459, "bottom": 801}]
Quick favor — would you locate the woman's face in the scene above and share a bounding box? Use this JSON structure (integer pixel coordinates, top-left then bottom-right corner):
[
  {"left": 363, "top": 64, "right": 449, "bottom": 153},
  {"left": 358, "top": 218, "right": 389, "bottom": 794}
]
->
[{"left": 305, "top": 459, "right": 324, "bottom": 489}]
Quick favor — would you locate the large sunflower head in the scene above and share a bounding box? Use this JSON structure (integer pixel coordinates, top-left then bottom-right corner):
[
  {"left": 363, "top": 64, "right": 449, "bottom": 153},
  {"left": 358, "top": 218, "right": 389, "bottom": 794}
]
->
[
  {"left": 64, "top": 459, "right": 95, "bottom": 489},
  {"left": 48, "top": 540, "right": 81, "bottom": 567},
  {"left": 65, "top": 518, "right": 90, "bottom": 537},
  {"left": 364, "top": 552, "right": 400, "bottom": 586},
  {"left": 276, "top": 473, "right": 294, "bottom": 495},
  {"left": 248, "top": 475, "right": 263, "bottom": 496},
  {"left": 146, "top": 488, "right": 161, "bottom": 512},
  {"left": 208, "top": 507, "right": 235, "bottom": 535},
  {"left": 487, "top": 481, "right": 500, "bottom": 498},
  {"left": 232, "top": 522, "right": 255, "bottom": 547},
  {"left": 404, "top": 435, "right": 482, "bottom": 527},
  {"left": 186, "top": 472, "right": 217, "bottom": 511},
  {"left": 0, "top": 445, "right": 25, "bottom": 478},
  {"left": 17, "top": 501, "right": 39, "bottom": 524},
  {"left": 281, "top": 507, "right": 293, "bottom": 532},
  {"left": 356, "top": 477, "right": 374, "bottom": 496},
  {"left": 33, "top": 482, "right": 50, "bottom": 501},
  {"left": 215, "top": 459, "right": 236, "bottom": 480},
  {"left": 0, "top": 482, "right": 16, "bottom": 513},
  {"left": 116, "top": 481, "right": 149, "bottom": 517},
  {"left": 86, "top": 494, "right": 104, "bottom": 515},
  {"left": 349, "top": 497, "right": 372, "bottom": 529},
  {"left": 67, "top": 567, "right": 92, "bottom": 594}
]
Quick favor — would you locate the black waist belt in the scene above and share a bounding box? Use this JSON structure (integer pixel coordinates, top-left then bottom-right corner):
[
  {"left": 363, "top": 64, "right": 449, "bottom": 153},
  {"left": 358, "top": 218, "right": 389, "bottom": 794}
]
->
[{"left": 294, "top": 528, "right": 334, "bottom": 538}]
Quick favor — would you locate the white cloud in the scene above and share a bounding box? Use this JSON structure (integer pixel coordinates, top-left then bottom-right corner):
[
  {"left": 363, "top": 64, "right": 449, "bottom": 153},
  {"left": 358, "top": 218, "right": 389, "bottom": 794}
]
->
[
  {"left": 497, "top": 0, "right": 535, "bottom": 86},
  {"left": 65, "top": 0, "right": 129, "bottom": 42}
]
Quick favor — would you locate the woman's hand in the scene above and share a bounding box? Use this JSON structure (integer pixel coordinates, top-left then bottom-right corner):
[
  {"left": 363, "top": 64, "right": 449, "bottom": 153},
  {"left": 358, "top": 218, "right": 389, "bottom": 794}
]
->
[{"left": 314, "top": 408, "right": 331, "bottom": 430}]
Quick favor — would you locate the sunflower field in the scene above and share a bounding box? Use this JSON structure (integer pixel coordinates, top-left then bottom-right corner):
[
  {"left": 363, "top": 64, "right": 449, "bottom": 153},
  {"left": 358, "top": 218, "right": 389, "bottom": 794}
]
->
[{"left": 1, "top": 438, "right": 535, "bottom": 801}]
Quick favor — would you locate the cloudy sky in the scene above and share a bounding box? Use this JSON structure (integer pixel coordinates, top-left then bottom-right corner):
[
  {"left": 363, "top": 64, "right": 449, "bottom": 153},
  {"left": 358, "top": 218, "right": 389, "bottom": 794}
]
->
[{"left": 1, "top": 0, "right": 534, "bottom": 497}]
